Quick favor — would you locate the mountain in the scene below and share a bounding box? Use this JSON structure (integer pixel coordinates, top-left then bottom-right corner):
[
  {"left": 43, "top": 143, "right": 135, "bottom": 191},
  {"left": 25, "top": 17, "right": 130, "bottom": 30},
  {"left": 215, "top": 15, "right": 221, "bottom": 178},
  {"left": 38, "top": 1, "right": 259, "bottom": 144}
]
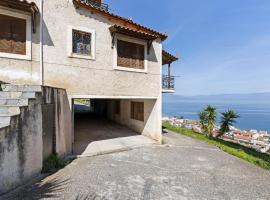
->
[{"left": 163, "top": 92, "right": 270, "bottom": 105}]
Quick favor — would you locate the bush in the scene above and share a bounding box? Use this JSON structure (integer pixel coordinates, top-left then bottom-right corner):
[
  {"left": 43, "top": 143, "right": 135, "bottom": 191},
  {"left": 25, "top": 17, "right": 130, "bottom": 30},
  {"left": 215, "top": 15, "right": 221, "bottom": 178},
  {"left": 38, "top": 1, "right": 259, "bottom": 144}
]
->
[
  {"left": 42, "top": 153, "right": 66, "bottom": 173},
  {"left": 163, "top": 122, "right": 270, "bottom": 170}
]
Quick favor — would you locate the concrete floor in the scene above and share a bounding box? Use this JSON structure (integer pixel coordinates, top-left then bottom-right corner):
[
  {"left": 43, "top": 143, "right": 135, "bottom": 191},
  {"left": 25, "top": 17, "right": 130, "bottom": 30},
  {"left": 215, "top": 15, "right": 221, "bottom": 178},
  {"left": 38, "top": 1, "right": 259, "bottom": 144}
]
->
[
  {"left": 73, "top": 113, "right": 139, "bottom": 155},
  {"left": 4, "top": 130, "right": 270, "bottom": 200}
]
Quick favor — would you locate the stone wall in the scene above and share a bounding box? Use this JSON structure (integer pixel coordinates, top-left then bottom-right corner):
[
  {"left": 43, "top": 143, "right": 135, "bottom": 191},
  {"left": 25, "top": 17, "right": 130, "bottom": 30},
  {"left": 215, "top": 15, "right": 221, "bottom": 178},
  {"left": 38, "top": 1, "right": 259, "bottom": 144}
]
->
[{"left": 0, "top": 86, "right": 72, "bottom": 195}]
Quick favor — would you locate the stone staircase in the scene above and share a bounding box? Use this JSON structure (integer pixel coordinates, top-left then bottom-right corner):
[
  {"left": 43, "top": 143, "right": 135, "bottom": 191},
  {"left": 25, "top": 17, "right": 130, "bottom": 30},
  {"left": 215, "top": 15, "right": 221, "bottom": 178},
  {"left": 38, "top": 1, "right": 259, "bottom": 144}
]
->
[{"left": 0, "top": 84, "right": 42, "bottom": 129}]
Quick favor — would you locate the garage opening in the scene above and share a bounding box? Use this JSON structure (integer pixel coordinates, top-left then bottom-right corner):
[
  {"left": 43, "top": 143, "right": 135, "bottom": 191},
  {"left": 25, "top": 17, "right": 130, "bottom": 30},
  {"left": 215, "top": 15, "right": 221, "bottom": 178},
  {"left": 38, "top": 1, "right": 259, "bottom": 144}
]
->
[{"left": 73, "top": 98, "right": 142, "bottom": 155}]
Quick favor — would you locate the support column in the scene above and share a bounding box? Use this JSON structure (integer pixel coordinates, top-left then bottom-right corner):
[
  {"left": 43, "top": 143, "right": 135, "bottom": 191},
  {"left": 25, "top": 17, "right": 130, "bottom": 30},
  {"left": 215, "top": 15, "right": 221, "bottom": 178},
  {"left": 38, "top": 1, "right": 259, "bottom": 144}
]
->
[{"left": 168, "top": 63, "right": 171, "bottom": 89}]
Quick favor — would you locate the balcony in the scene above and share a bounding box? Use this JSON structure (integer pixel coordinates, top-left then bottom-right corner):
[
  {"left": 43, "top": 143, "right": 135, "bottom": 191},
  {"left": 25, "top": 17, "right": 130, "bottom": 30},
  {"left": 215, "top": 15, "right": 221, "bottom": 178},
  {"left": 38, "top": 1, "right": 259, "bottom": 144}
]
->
[
  {"left": 162, "top": 50, "right": 179, "bottom": 93},
  {"left": 84, "top": 0, "right": 109, "bottom": 11},
  {"left": 162, "top": 75, "right": 175, "bottom": 93}
]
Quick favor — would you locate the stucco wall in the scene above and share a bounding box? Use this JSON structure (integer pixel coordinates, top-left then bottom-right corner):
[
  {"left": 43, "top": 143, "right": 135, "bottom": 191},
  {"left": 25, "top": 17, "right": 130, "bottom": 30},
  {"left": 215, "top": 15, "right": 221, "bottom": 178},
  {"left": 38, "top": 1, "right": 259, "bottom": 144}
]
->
[
  {"left": 0, "top": 86, "right": 72, "bottom": 195},
  {"left": 106, "top": 97, "right": 162, "bottom": 142},
  {"left": 0, "top": 101, "right": 43, "bottom": 195},
  {"left": 42, "top": 87, "right": 73, "bottom": 157},
  {"left": 0, "top": 0, "right": 162, "bottom": 98}
]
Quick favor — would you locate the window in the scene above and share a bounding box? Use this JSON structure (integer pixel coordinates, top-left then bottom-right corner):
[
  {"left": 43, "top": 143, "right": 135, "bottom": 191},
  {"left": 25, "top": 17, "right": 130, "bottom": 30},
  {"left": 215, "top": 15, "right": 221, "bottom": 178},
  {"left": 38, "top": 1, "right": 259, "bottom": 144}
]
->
[
  {"left": 68, "top": 26, "right": 95, "bottom": 60},
  {"left": 0, "top": 9, "right": 31, "bottom": 60},
  {"left": 72, "top": 30, "right": 91, "bottom": 55},
  {"left": 0, "top": 10, "right": 31, "bottom": 60},
  {"left": 115, "top": 100, "right": 120, "bottom": 115},
  {"left": 131, "top": 102, "right": 144, "bottom": 121},
  {"left": 0, "top": 14, "right": 26, "bottom": 55},
  {"left": 117, "top": 39, "right": 145, "bottom": 69}
]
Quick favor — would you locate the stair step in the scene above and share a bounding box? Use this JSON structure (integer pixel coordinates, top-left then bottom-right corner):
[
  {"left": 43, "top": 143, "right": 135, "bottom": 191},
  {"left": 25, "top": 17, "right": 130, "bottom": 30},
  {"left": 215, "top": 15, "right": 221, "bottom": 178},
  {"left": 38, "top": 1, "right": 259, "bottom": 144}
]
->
[
  {"left": 0, "top": 116, "right": 11, "bottom": 125},
  {"left": 0, "top": 122, "right": 10, "bottom": 129},
  {"left": 0, "top": 106, "right": 20, "bottom": 115},
  {"left": 0, "top": 113, "right": 19, "bottom": 117},
  {"left": 1, "top": 84, "right": 42, "bottom": 92},
  {"left": 0, "top": 91, "right": 36, "bottom": 99},
  {"left": 0, "top": 99, "right": 28, "bottom": 106}
]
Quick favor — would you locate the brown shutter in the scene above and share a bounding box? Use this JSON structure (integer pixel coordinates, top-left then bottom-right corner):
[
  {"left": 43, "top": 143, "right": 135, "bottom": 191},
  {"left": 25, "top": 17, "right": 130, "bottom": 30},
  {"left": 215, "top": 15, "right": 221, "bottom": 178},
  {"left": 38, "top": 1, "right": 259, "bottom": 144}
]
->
[
  {"left": 130, "top": 102, "right": 144, "bottom": 121},
  {"left": 0, "top": 14, "right": 12, "bottom": 54},
  {"left": 117, "top": 40, "right": 145, "bottom": 69},
  {"left": 0, "top": 14, "right": 26, "bottom": 55}
]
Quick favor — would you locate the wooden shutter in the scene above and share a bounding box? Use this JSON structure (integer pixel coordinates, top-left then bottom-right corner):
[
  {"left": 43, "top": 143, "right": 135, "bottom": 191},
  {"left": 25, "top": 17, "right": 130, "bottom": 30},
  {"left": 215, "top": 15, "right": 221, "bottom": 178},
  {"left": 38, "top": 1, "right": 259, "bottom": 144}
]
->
[
  {"left": 0, "top": 14, "right": 26, "bottom": 55},
  {"left": 117, "top": 40, "right": 145, "bottom": 69},
  {"left": 115, "top": 100, "right": 120, "bottom": 115},
  {"left": 131, "top": 102, "right": 144, "bottom": 121}
]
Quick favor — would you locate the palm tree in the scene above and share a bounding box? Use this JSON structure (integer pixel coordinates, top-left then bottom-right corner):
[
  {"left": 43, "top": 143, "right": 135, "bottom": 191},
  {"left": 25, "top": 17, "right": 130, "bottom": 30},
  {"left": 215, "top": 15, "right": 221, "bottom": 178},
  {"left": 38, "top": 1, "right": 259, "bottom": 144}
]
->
[
  {"left": 218, "top": 110, "right": 239, "bottom": 137},
  {"left": 198, "top": 111, "right": 207, "bottom": 134},
  {"left": 198, "top": 105, "right": 217, "bottom": 137},
  {"left": 205, "top": 105, "right": 217, "bottom": 137}
]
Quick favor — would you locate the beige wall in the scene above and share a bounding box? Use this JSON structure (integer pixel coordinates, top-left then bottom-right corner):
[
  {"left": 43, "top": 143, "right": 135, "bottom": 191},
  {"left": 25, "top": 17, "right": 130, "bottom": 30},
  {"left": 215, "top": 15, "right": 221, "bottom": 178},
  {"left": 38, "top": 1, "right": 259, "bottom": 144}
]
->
[
  {"left": 0, "top": 0, "right": 162, "bottom": 98},
  {"left": 106, "top": 98, "right": 162, "bottom": 142}
]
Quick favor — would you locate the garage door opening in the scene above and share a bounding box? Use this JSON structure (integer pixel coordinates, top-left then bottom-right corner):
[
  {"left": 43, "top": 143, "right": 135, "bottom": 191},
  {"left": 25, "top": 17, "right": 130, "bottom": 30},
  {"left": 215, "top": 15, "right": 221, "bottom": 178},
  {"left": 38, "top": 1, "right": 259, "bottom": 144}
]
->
[{"left": 73, "top": 98, "right": 141, "bottom": 155}]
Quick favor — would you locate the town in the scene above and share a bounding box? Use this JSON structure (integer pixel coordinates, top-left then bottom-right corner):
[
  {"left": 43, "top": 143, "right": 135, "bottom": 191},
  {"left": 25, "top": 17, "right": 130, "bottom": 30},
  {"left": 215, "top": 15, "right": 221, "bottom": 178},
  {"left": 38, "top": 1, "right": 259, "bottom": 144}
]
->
[{"left": 163, "top": 117, "right": 270, "bottom": 154}]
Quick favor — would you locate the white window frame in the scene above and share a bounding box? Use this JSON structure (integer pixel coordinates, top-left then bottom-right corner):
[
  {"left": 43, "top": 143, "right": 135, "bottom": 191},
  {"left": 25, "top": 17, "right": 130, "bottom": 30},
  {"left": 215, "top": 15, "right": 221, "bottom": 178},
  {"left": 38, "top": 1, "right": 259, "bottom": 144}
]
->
[
  {"left": 113, "top": 34, "right": 148, "bottom": 73},
  {"left": 67, "top": 26, "right": 96, "bottom": 60},
  {"left": 0, "top": 8, "right": 32, "bottom": 60}
]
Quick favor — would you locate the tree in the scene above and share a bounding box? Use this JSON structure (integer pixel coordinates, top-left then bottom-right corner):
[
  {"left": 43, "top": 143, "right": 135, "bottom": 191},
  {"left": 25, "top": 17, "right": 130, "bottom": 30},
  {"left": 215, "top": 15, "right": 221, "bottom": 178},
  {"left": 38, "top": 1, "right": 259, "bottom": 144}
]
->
[
  {"left": 198, "top": 105, "right": 217, "bottom": 137},
  {"left": 218, "top": 110, "right": 239, "bottom": 137},
  {"left": 205, "top": 105, "right": 217, "bottom": 137},
  {"left": 198, "top": 111, "right": 208, "bottom": 134}
]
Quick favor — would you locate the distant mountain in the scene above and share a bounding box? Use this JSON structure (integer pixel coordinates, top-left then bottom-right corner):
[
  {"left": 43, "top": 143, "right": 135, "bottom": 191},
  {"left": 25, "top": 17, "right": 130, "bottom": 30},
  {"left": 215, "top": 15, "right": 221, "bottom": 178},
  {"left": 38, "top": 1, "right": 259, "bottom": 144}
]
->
[{"left": 163, "top": 92, "right": 270, "bottom": 105}]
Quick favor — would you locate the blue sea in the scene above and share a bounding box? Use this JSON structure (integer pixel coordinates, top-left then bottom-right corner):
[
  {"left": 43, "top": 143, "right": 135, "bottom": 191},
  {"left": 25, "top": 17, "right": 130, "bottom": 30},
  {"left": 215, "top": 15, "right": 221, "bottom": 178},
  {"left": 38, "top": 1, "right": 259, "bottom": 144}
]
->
[{"left": 163, "top": 101, "right": 270, "bottom": 133}]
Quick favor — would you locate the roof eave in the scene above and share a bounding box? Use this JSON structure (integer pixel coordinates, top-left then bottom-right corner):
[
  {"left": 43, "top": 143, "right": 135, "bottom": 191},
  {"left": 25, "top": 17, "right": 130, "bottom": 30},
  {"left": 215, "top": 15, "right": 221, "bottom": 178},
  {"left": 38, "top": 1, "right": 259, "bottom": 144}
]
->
[{"left": 73, "top": 0, "right": 168, "bottom": 41}]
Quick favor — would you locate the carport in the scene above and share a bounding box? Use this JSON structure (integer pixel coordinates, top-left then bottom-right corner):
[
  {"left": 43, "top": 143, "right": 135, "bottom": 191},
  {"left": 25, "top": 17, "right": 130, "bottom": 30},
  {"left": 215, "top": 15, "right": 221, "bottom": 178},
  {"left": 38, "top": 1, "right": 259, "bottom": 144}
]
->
[{"left": 72, "top": 98, "right": 156, "bottom": 156}]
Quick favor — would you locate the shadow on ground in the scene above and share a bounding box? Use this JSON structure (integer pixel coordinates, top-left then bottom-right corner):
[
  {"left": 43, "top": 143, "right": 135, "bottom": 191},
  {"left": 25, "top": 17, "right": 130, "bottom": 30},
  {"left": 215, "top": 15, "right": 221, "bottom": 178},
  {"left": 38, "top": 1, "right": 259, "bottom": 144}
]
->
[{"left": 3, "top": 176, "right": 70, "bottom": 200}]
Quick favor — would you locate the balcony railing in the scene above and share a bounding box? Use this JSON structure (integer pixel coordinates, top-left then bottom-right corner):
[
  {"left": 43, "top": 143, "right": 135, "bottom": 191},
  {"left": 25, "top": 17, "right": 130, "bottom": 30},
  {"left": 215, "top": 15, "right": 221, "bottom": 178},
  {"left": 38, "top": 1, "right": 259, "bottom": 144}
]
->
[
  {"left": 84, "top": 0, "right": 109, "bottom": 11},
  {"left": 162, "top": 75, "right": 175, "bottom": 92}
]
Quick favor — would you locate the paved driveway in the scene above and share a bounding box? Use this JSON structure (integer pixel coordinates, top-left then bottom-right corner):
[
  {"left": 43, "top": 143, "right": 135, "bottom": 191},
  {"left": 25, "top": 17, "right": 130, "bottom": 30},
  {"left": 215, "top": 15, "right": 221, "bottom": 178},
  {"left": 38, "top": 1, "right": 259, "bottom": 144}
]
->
[{"left": 3, "top": 130, "right": 270, "bottom": 200}]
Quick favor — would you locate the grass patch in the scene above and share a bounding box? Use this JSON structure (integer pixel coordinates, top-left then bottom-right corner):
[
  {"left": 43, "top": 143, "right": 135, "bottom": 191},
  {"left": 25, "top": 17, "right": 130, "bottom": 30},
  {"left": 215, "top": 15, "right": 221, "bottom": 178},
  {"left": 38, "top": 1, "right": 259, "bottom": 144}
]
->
[
  {"left": 42, "top": 153, "right": 66, "bottom": 173},
  {"left": 163, "top": 122, "right": 270, "bottom": 170}
]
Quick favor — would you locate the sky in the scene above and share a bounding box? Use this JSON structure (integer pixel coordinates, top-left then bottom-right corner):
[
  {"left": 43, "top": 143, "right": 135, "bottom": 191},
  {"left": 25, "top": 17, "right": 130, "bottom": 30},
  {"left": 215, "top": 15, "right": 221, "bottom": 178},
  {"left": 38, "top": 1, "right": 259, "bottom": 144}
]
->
[{"left": 106, "top": 0, "right": 270, "bottom": 96}]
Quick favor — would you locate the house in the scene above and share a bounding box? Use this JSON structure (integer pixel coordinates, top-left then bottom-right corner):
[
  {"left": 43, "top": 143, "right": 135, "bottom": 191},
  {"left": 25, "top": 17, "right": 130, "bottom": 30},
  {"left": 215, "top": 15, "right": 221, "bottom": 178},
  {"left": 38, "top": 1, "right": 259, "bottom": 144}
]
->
[{"left": 0, "top": 0, "right": 178, "bottom": 194}]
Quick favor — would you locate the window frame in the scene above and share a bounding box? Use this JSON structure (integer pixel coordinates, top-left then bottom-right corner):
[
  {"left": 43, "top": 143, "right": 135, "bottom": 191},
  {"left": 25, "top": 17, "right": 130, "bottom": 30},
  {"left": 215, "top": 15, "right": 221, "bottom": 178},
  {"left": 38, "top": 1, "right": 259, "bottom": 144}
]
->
[
  {"left": 0, "top": 8, "right": 32, "bottom": 60},
  {"left": 67, "top": 26, "right": 96, "bottom": 60},
  {"left": 130, "top": 101, "right": 144, "bottom": 122},
  {"left": 114, "top": 100, "right": 121, "bottom": 115},
  {"left": 114, "top": 34, "right": 148, "bottom": 73}
]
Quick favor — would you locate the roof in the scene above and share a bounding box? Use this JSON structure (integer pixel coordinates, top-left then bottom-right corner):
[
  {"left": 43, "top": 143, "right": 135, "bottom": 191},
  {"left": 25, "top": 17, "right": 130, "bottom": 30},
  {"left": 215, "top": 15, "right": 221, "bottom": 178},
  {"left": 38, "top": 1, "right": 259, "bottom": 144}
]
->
[
  {"left": 0, "top": 0, "right": 39, "bottom": 33},
  {"left": 109, "top": 25, "right": 159, "bottom": 41},
  {"left": 0, "top": 0, "right": 39, "bottom": 12},
  {"left": 162, "top": 50, "right": 179, "bottom": 65},
  {"left": 73, "top": 0, "right": 168, "bottom": 41}
]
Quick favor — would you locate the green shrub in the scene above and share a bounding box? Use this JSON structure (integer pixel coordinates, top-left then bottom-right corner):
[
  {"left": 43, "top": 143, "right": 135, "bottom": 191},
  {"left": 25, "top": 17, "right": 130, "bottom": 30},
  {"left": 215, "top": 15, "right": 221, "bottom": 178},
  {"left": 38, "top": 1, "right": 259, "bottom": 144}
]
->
[
  {"left": 163, "top": 122, "right": 270, "bottom": 170},
  {"left": 42, "top": 153, "right": 66, "bottom": 173}
]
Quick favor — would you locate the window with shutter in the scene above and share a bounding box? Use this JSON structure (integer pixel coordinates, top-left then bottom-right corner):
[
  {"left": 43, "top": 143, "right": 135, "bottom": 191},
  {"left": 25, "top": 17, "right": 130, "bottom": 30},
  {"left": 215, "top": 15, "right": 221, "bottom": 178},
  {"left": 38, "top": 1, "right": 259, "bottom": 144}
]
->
[
  {"left": 117, "top": 40, "right": 145, "bottom": 69},
  {"left": 115, "top": 100, "right": 121, "bottom": 115},
  {"left": 0, "top": 14, "right": 26, "bottom": 55},
  {"left": 130, "top": 102, "right": 144, "bottom": 121}
]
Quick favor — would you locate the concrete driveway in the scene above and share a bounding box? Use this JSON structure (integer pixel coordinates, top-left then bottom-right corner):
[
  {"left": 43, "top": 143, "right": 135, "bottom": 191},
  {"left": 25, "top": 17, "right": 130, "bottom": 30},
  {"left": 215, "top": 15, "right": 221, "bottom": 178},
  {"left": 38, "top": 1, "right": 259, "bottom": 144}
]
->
[
  {"left": 73, "top": 113, "right": 139, "bottom": 155},
  {"left": 3, "top": 130, "right": 270, "bottom": 200}
]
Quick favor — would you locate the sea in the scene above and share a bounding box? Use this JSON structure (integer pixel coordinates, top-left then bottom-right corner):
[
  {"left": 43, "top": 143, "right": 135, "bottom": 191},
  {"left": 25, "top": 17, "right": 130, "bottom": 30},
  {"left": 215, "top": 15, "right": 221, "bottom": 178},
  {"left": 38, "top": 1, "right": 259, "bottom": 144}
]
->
[{"left": 163, "top": 101, "right": 270, "bottom": 133}]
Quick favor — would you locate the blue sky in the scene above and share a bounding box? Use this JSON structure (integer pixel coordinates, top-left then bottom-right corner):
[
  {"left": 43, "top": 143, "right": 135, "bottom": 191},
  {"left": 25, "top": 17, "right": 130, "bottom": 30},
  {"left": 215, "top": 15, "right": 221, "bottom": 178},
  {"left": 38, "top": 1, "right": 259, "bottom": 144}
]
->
[{"left": 106, "top": 0, "right": 270, "bottom": 96}]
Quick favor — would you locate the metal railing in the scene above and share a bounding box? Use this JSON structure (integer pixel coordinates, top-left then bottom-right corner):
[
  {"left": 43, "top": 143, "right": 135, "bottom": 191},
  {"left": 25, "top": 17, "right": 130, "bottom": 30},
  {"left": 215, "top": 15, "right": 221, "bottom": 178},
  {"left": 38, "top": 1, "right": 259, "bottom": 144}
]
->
[
  {"left": 84, "top": 0, "right": 109, "bottom": 11},
  {"left": 162, "top": 75, "right": 175, "bottom": 91}
]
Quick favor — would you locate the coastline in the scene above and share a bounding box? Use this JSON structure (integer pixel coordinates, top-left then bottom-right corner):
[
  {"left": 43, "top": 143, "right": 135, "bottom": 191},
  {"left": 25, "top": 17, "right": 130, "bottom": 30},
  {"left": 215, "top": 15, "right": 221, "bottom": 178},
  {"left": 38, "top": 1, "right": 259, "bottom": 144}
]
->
[
  {"left": 163, "top": 116, "right": 270, "bottom": 154},
  {"left": 162, "top": 101, "right": 270, "bottom": 132}
]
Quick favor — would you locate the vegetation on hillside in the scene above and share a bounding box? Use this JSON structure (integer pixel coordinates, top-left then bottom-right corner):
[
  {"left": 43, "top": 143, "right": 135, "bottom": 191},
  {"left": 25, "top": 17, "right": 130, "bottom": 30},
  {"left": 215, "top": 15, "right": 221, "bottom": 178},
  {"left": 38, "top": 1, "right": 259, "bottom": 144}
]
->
[
  {"left": 218, "top": 110, "right": 240, "bottom": 137},
  {"left": 163, "top": 122, "right": 270, "bottom": 170},
  {"left": 198, "top": 105, "right": 239, "bottom": 137}
]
